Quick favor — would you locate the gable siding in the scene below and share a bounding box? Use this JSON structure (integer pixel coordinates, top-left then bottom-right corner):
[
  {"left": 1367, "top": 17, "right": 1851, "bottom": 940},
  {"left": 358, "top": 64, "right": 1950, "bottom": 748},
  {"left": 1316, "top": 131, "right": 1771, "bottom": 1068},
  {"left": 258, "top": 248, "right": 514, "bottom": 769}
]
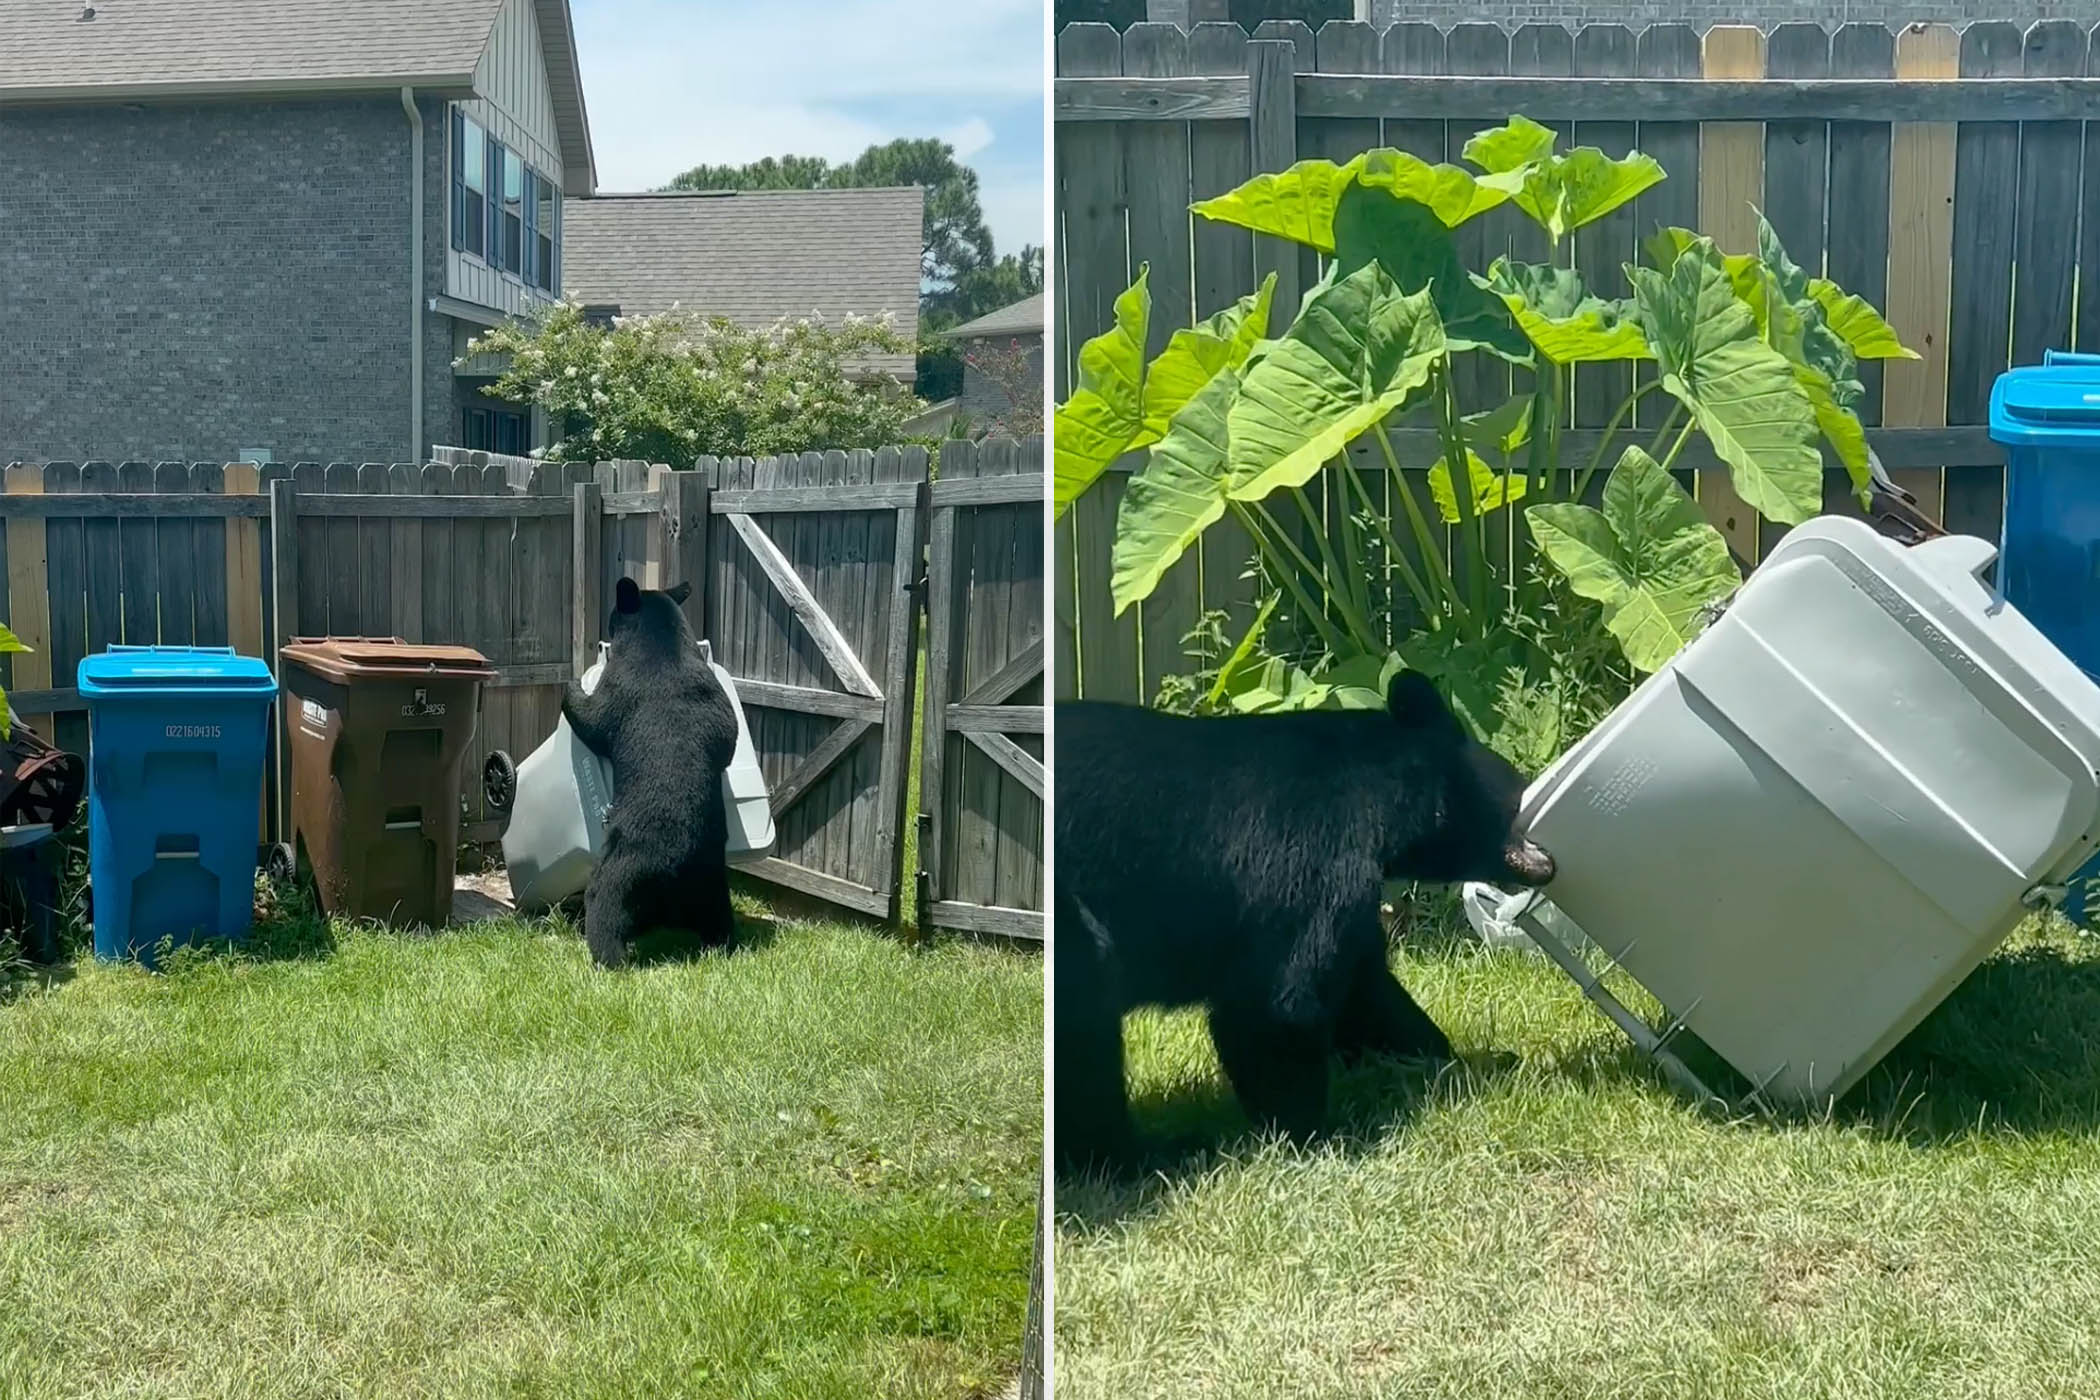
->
[{"left": 446, "top": 0, "right": 566, "bottom": 317}]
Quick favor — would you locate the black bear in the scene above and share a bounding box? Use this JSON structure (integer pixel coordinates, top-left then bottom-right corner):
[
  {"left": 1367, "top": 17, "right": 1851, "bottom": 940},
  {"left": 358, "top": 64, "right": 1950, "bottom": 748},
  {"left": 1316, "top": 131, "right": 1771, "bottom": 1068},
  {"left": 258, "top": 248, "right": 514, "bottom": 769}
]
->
[
  {"left": 562, "top": 577, "right": 740, "bottom": 967},
  {"left": 1054, "top": 671, "right": 1555, "bottom": 1171}
]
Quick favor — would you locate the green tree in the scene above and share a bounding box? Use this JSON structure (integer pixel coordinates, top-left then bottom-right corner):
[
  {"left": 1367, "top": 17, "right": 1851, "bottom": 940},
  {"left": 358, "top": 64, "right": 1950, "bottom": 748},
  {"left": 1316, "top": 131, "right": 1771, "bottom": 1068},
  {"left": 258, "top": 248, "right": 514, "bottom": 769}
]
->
[{"left": 665, "top": 138, "right": 1043, "bottom": 400}]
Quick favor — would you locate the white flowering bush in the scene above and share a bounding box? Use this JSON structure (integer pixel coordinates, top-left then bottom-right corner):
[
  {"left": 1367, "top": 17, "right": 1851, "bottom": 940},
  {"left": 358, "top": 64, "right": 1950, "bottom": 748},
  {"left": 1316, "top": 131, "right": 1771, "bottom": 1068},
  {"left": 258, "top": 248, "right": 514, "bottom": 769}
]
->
[{"left": 467, "top": 302, "right": 924, "bottom": 465}]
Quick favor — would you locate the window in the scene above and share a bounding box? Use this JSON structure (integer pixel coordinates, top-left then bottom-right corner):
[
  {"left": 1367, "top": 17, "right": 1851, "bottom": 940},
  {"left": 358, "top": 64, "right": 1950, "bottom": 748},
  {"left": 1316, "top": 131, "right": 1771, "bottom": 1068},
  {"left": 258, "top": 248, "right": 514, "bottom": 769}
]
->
[
  {"left": 500, "top": 147, "right": 524, "bottom": 275},
  {"left": 522, "top": 169, "right": 539, "bottom": 289},
  {"left": 449, "top": 105, "right": 560, "bottom": 293},
  {"left": 537, "top": 176, "right": 558, "bottom": 293},
  {"left": 452, "top": 112, "right": 487, "bottom": 258},
  {"left": 464, "top": 404, "right": 530, "bottom": 456}
]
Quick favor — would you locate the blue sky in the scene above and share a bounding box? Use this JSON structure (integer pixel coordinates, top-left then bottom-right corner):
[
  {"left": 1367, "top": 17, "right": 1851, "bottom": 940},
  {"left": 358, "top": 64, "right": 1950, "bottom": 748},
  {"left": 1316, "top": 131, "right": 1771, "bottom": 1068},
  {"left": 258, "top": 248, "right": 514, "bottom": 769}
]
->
[{"left": 569, "top": 0, "right": 1046, "bottom": 262}]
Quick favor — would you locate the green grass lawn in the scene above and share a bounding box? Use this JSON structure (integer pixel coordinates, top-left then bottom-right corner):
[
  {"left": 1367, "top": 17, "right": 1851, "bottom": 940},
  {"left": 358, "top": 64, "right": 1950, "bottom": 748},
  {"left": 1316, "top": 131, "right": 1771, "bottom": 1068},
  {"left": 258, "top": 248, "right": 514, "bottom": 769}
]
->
[
  {"left": 0, "top": 891, "right": 1041, "bottom": 1399},
  {"left": 1056, "top": 914, "right": 2100, "bottom": 1400}
]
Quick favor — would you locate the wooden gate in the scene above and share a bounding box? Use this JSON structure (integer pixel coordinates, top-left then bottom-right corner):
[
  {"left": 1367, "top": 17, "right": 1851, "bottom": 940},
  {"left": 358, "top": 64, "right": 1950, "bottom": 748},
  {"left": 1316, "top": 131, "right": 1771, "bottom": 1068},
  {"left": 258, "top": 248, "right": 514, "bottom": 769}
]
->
[
  {"left": 698, "top": 447, "right": 927, "bottom": 920},
  {"left": 919, "top": 437, "right": 1045, "bottom": 941}
]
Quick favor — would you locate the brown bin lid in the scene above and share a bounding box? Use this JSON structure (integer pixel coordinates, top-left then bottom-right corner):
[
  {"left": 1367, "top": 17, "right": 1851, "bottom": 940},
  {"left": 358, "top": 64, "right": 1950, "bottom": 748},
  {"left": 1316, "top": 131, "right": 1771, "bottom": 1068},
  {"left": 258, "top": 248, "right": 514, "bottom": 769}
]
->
[{"left": 280, "top": 637, "right": 496, "bottom": 684}]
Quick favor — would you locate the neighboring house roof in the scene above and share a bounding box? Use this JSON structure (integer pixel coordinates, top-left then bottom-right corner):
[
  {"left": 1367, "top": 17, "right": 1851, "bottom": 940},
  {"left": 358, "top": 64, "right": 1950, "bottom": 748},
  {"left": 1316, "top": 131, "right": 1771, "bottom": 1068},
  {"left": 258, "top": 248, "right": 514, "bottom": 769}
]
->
[
  {"left": 0, "top": 0, "right": 596, "bottom": 192},
  {"left": 947, "top": 293, "right": 1045, "bottom": 340},
  {"left": 561, "top": 188, "right": 926, "bottom": 381}
]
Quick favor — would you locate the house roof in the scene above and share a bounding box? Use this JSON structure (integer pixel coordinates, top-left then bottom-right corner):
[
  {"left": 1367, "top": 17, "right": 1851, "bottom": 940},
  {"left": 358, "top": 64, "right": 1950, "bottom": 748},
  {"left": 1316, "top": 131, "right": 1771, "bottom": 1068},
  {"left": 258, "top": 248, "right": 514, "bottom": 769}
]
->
[
  {"left": 947, "top": 293, "right": 1045, "bottom": 340},
  {"left": 560, "top": 188, "right": 926, "bottom": 381},
  {"left": 0, "top": 0, "right": 596, "bottom": 192}
]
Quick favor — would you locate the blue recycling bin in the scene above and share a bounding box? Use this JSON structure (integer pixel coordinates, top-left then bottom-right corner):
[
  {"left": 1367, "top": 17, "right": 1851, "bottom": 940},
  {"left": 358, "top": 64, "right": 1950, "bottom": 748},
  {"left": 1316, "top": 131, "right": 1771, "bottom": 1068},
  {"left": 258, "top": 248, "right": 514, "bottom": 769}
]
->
[
  {"left": 1991, "top": 349, "right": 2100, "bottom": 920},
  {"left": 77, "top": 646, "right": 277, "bottom": 962}
]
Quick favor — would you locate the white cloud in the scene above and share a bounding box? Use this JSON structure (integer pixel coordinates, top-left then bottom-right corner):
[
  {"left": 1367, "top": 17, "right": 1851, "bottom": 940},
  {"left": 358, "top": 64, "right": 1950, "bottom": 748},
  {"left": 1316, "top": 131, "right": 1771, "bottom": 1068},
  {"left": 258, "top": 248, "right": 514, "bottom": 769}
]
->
[{"left": 942, "top": 117, "right": 997, "bottom": 163}]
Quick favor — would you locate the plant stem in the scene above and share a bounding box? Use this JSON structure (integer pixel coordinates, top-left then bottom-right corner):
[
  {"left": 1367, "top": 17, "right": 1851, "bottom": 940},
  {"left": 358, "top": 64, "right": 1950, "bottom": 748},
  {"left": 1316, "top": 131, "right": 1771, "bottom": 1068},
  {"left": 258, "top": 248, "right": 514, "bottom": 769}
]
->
[
  {"left": 1646, "top": 402, "right": 1685, "bottom": 462},
  {"left": 1341, "top": 452, "right": 1440, "bottom": 620},
  {"left": 1436, "top": 366, "right": 1490, "bottom": 623},
  {"left": 1572, "top": 381, "right": 1659, "bottom": 501},
  {"left": 1287, "top": 485, "right": 1378, "bottom": 648},
  {"left": 1232, "top": 500, "right": 1350, "bottom": 656},
  {"left": 1374, "top": 420, "right": 1468, "bottom": 622},
  {"left": 1659, "top": 414, "right": 1698, "bottom": 473}
]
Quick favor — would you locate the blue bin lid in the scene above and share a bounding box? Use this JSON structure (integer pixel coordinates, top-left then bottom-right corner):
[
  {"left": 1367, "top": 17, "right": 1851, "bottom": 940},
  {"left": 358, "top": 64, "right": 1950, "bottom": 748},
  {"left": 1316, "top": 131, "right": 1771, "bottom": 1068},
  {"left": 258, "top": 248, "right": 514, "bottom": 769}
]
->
[
  {"left": 1990, "top": 356, "right": 2100, "bottom": 447},
  {"left": 78, "top": 646, "right": 278, "bottom": 699}
]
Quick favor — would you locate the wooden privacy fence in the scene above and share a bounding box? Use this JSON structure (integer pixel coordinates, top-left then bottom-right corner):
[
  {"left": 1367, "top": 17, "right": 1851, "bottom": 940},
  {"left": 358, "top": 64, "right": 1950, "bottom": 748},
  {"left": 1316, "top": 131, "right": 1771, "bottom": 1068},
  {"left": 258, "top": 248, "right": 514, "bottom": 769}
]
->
[
  {"left": 0, "top": 439, "right": 1046, "bottom": 938},
  {"left": 922, "top": 438, "right": 1046, "bottom": 941},
  {"left": 1054, "top": 17, "right": 2098, "bottom": 702}
]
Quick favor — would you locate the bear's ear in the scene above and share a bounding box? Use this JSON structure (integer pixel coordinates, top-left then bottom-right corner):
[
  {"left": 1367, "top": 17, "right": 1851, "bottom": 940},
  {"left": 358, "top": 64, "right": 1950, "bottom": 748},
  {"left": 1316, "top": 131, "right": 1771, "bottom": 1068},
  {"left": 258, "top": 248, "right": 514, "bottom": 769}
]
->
[
  {"left": 1386, "top": 670, "right": 1454, "bottom": 729},
  {"left": 615, "top": 577, "right": 641, "bottom": 615},
  {"left": 666, "top": 580, "right": 693, "bottom": 606}
]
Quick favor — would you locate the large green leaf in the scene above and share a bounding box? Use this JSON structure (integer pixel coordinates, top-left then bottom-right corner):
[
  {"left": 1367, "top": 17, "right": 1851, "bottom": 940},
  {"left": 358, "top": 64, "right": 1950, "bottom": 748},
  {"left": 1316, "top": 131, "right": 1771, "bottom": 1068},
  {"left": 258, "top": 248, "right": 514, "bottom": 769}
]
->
[
  {"left": 1224, "top": 650, "right": 1402, "bottom": 714},
  {"left": 1188, "top": 156, "right": 1362, "bottom": 253},
  {"left": 1484, "top": 259, "right": 1652, "bottom": 364},
  {"left": 1052, "top": 267, "right": 1151, "bottom": 519},
  {"left": 1354, "top": 148, "right": 1526, "bottom": 228},
  {"left": 1332, "top": 185, "right": 1533, "bottom": 365},
  {"left": 1628, "top": 238, "right": 1822, "bottom": 524},
  {"left": 1224, "top": 262, "right": 1446, "bottom": 503},
  {"left": 1525, "top": 446, "right": 1739, "bottom": 673},
  {"left": 1512, "top": 147, "right": 1666, "bottom": 245},
  {"left": 1109, "top": 367, "right": 1238, "bottom": 613},
  {"left": 1429, "top": 448, "right": 1529, "bottom": 522},
  {"left": 1139, "top": 273, "right": 1276, "bottom": 443},
  {"left": 1807, "top": 278, "right": 1919, "bottom": 360},
  {"left": 1462, "top": 116, "right": 1559, "bottom": 174},
  {"left": 1462, "top": 396, "right": 1533, "bottom": 458}
]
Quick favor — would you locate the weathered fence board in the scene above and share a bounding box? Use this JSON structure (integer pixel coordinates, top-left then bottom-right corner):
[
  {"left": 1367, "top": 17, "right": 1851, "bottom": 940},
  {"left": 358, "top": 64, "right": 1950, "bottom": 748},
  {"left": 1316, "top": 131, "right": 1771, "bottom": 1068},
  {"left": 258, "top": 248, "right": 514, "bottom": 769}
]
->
[
  {"left": 1053, "top": 18, "right": 2072, "bottom": 703},
  {"left": 695, "top": 446, "right": 928, "bottom": 921},
  {"left": 922, "top": 438, "right": 1046, "bottom": 941}
]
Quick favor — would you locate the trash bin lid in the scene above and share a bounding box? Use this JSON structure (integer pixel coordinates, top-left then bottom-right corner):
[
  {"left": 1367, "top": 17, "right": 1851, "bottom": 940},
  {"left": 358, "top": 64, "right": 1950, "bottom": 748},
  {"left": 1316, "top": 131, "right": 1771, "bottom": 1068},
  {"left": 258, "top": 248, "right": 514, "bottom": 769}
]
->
[
  {"left": 77, "top": 645, "right": 278, "bottom": 698},
  {"left": 279, "top": 637, "right": 496, "bottom": 684},
  {"left": 1990, "top": 361, "right": 2100, "bottom": 447}
]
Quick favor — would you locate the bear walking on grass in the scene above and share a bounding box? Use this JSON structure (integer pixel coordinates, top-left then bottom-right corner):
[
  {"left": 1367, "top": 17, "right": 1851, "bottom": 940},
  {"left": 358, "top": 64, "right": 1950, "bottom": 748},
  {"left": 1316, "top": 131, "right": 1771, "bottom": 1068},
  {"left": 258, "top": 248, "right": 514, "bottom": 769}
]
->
[
  {"left": 1053, "top": 671, "right": 1556, "bottom": 1171},
  {"left": 562, "top": 577, "right": 740, "bottom": 967}
]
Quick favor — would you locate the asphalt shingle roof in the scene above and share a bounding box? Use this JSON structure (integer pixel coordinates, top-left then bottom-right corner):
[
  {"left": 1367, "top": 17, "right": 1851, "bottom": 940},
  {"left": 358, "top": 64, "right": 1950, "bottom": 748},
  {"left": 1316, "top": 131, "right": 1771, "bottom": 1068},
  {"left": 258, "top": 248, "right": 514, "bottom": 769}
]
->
[
  {"left": 0, "top": 0, "right": 595, "bottom": 190},
  {"left": 948, "top": 293, "right": 1044, "bottom": 340},
  {"left": 561, "top": 188, "right": 926, "bottom": 380}
]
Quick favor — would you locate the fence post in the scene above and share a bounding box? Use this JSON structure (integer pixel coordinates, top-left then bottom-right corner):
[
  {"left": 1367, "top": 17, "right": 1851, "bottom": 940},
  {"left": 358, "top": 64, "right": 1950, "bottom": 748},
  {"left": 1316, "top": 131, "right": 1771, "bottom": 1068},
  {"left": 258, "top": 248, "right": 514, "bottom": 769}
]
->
[
  {"left": 655, "top": 468, "right": 709, "bottom": 636},
  {"left": 572, "top": 480, "right": 603, "bottom": 680},
  {"left": 268, "top": 477, "right": 299, "bottom": 842},
  {"left": 1144, "top": 0, "right": 1190, "bottom": 28},
  {"left": 1247, "top": 38, "right": 1300, "bottom": 318}
]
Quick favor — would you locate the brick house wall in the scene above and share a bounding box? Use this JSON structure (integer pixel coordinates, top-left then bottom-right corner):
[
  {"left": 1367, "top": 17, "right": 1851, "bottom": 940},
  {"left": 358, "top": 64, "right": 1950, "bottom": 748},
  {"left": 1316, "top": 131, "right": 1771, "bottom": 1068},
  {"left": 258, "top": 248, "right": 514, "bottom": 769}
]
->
[{"left": 0, "top": 95, "right": 458, "bottom": 466}]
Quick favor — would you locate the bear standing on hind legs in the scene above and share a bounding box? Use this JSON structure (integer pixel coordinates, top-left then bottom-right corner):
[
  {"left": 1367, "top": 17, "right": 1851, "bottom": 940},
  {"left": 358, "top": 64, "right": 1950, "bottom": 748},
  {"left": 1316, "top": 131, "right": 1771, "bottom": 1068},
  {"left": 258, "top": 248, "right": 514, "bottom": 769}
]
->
[
  {"left": 562, "top": 577, "right": 740, "bottom": 967},
  {"left": 1053, "top": 671, "right": 1556, "bottom": 1172}
]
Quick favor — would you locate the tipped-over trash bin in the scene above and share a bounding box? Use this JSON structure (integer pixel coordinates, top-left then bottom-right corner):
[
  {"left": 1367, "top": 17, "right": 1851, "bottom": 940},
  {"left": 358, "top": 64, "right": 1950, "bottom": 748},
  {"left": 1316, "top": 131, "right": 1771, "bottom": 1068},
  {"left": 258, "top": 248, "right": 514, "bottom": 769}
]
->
[
  {"left": 499, "top": 639, "right": 774, "bottom": 912},
  {"left": 1485, "top": 517, "right": 2100, "bottom": 1107},
  {"left": 277, "top": 638, "right": 495, "bottom": 927},
  {"left": 77, "top": 645, "right": 277, "bottom": 962}
]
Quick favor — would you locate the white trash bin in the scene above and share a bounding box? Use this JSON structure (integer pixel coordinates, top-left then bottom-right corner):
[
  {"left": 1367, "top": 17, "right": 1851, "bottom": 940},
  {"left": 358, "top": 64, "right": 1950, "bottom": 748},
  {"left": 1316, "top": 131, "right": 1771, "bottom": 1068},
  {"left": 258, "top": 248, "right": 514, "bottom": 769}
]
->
[
  {"left": 502, "top": 640, "right": 775, "bottom": 913},
  {"left": 1489, "top": 517, "right": 2100, "bottom": 1106}
]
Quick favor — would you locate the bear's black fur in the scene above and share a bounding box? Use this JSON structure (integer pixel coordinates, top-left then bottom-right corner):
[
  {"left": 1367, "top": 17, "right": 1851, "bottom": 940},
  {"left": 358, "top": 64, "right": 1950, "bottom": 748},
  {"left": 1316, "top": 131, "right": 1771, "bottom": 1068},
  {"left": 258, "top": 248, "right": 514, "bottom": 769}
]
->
[
  {"left": 562, "top": 577, "right": 740, "bottom": 967},
  {"left": 1054, "top": 671, "right": 1555, "bottom": 1170}
]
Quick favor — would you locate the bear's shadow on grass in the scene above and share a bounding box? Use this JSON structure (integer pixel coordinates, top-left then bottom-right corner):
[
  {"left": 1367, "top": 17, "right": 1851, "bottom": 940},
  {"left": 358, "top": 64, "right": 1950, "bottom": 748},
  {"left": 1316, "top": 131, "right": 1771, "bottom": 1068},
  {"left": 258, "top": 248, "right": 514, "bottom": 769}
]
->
[
  {"left": 1062, "top": 1049, "right": 1517, "bottom": 1230},
  {"left": 1561, "top": 940, "right": 2100, "bottom": 1146}
]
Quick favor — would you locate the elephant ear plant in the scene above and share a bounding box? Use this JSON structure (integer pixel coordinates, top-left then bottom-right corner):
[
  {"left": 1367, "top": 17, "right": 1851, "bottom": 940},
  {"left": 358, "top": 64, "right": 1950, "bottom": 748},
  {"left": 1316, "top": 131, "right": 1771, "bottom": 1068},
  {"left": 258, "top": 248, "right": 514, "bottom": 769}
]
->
[
  {"left": 1054, "top": 116, "right": 1917, "bottom": 733},
  {"left": 0, "top": 625, "right": 28, "bottom": 742}
]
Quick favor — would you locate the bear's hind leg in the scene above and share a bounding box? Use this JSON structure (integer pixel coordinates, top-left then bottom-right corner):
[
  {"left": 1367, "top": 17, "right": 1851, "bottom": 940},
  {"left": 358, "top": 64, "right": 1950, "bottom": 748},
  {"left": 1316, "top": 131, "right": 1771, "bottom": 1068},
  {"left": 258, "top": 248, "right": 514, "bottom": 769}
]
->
[
  {"left": 1053, "top": 895, "right": 1135, "bottom": 1173},
  {"left": 1207, "top": 997, "right": 1332, "bottom": 1143},
  {"left": 693, "top": 861, "right": 736, "bottom": 951},
  {"left": 581, "top": 864, "right": 639, "bottom": 969},
  {"left": 1334, "top": 949, "right": 1454, "bottom": 1067}
]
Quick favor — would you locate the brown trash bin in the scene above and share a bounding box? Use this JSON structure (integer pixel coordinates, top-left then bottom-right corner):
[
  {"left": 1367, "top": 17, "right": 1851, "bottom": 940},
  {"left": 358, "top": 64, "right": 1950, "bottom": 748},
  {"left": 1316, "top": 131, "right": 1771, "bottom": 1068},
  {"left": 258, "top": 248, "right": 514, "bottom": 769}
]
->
[{"left": 278, "top": 638, "right": 496, "bottom": 927}]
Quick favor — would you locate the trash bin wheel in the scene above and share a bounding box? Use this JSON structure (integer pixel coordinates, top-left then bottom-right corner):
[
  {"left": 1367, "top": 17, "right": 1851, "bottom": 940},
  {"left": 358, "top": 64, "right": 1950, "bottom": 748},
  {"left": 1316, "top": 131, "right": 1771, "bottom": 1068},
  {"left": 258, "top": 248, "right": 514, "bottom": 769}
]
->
[
  {"left": 264, "top": 842, "right": 297, "bottom": 887},
  {"left": 484, "top": 750, "right": 517, "bottom": 816}
]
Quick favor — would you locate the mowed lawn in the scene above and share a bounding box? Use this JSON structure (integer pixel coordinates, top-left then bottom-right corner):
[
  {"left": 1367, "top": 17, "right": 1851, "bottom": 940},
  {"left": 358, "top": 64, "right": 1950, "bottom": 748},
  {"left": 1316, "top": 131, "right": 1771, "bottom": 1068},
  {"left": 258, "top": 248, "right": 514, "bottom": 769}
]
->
[
  {"left": 0, "top": 894, "right": 1041, "bottom": 1399},
  {"left": 1057, "top": 915, "right": 2100, "bottom": 1400}
]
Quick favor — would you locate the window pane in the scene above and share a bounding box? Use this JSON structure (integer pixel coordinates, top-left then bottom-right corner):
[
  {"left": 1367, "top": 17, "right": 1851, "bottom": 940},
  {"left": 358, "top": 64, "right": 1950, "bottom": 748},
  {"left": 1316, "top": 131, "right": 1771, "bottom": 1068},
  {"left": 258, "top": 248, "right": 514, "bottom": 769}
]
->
[
  {"left": 504, "top": 149, "right": 522, "bottom": 205},
  {"left": 537, "top": 174, "right": 557, "bottom": 291},
  {"left": 463, "top": 120, "right": 485, "bottom": 193}
]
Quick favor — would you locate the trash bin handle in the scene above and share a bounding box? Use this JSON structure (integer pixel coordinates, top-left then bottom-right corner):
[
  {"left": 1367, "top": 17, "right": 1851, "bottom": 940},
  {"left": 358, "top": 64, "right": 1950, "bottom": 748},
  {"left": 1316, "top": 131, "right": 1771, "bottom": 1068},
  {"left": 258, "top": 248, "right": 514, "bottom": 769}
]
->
[{"left": 2044, "top": 350, "right": 2100, "bottom": 368}]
